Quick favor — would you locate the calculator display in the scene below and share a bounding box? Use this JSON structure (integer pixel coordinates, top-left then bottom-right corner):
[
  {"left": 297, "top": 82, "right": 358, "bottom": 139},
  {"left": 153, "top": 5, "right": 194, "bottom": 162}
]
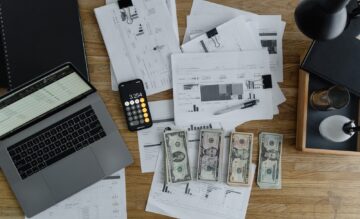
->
[{"left": 118, "top": 79, "right": 152, "bottom": 131}]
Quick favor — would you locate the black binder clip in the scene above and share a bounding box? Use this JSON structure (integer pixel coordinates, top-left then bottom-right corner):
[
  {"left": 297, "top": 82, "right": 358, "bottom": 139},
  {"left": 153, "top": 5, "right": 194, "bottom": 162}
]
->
[
  {"left": 206, "top": 28, "right": 221, "bottom": 48},
  {"left": 245, "top": 75, "right": 273, "bottom": 89},
  {"left": 118, "top": 0, "right": 137, "bottom": 24},
  {"left": 262, "top": 75, "right": 273, "bottom": 89}
]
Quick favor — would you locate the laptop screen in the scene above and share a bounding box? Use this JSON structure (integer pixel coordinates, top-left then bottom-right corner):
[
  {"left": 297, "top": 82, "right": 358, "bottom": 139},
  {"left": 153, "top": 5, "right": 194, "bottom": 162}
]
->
[{"left": 0, "top": 65, "right": 94, "bottom": 139}]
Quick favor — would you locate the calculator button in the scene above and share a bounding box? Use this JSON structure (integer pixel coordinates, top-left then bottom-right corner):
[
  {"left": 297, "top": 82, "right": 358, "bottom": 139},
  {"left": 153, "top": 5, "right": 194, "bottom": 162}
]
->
[
  {"left": 125, "top": 101, "right": 130, "bottom": 106},
  {"left": 130, "top": 121, "right": 139, "bottom": 126},
  {"left": 145, "top": 118, "right": 150, "bottom": 123},
  {"left": 140, "top": 98, "right": 145, "bottom": 103},
  {"left": 126, "top": 107, "right": 131, "bottom": 112},
  {"left": 142, "top": 108, "right": 147, "bottom": 113},
  {"left": 130, "top": 100, "right": 135, "bottom": 105},
  {"left": 144, "top": 113, "right": 148, "bottom": 118},
  {"left": 135, "top": 99, "right": 140, "bottom": 104},
  {"left": 141, "top": 103, "right": 146, "bottom": 108},
  {"left": 139, "top": 119, "right": 144, "bottom": 124}
]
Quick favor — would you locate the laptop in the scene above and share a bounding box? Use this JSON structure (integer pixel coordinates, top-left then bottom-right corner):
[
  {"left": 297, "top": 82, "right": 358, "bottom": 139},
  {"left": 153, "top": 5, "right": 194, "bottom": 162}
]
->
[{"left": 0, "top": 63, "right": 133, "bottom": 217}]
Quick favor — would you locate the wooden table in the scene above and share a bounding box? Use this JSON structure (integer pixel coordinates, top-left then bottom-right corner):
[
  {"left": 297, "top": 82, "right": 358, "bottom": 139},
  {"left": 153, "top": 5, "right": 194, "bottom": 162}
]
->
[{"left": 1, "top": 0, "right": 360, "bottom": 218}]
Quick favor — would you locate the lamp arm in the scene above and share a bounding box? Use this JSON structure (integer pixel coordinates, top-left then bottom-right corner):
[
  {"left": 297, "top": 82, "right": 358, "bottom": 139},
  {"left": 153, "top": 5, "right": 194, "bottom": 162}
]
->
[{"left": 350, "top": 5, "right": 360, "bottom": 18}]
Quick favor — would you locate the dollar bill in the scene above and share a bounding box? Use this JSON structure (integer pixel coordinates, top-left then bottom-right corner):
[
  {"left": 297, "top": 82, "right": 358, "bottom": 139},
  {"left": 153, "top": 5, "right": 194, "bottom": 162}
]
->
[
  {"left": 227, "top": 132, "right": 253, "bottom": 186},
  {"left": 164, "top": 130, "right": 192, "bottom": 183},
  {"left": 197, "top": 129, "right": 224, "bottom": 181},
  {"left": 257, "top": 132, "right": 283, "bottom": 189}
]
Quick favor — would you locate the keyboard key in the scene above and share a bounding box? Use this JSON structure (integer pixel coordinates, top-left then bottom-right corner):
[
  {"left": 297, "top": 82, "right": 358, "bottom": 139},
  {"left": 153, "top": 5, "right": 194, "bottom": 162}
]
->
[
  {"left": 90, "top": 127, "right": 102, "bottom": 136},
  {"left": 15, "top": 159, "right": 26, "bottom": 167},
  {"left": 37, "top": 157, "right": 43, "bottom": 163},
  {"left": 43, "top": 154, "right": 49, "bottom": 160},
  {"left": 61, "top": 138, "right": 66, "bottom": 144},
  {"left": 99, "top": 131, "right": 106, "bottom": 138},
  {"left": 50, "top": 129, "right": 57, "bottom": 135},
  {"left": 38, "top": 163, "right": 46, "bottom": 170},
  {"left": 46, "top": 148, "right": 76, "bottom": 167},
  {"left": 31, "top": 160, "right": 37, "bottom": 166}
]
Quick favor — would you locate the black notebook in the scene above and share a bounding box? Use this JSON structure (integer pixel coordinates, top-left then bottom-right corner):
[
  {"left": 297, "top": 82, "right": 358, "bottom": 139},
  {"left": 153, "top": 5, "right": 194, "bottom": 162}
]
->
[
  {"left": 301, "top": 0, "right": 360, "bottom": 96},
  {"left": 0, "top": 0, "right": 88, "bottom": 90}
]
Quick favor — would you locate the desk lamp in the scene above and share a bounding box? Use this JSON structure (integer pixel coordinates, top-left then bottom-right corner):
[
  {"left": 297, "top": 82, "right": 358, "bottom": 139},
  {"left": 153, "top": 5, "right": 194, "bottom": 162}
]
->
[{"left": 295, "top": 0, "right": 360, "bottom": 40}]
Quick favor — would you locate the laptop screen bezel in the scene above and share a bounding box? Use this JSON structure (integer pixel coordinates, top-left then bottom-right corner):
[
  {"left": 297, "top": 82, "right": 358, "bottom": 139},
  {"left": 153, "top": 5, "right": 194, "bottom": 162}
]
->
[{"left": 0, "top": 63, "right": 96, "bottom": 140}]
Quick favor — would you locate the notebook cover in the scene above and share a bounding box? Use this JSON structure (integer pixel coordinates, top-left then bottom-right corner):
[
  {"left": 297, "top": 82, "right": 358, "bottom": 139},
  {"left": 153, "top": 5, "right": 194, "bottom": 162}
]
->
[
  {"left": 301, "top": 0, "right": 360, "bottom": 96},
  {"left": 0, "top": 0, "right": 89, "bottom": 90}
]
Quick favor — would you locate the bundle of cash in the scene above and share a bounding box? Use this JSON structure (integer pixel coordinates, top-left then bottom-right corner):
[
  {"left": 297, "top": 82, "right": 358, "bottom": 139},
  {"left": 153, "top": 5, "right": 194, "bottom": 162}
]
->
[
  {"left": 257, "top": 132, "right": 283, "bottom": 189},
  {"left": 197, "top": 129, "right": 224, "bottom": 181},
  {"left": 163, "top": 130, "right": 192, "bottom": 184},
  {"left": 227, "top": 132, "right": 253, "bottom": 186}
]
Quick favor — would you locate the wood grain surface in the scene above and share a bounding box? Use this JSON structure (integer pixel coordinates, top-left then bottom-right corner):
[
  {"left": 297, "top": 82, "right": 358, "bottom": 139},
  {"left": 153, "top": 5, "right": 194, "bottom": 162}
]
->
[{"left": 1, "top": 0, "right": 360, "bottom": 219}]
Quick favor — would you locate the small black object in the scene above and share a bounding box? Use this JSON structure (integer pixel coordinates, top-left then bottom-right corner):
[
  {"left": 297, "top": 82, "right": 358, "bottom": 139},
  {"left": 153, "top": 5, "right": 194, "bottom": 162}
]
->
[
  {"left": 118, "top": 79, "right": 153, "bottom": 131},
  {"left": 206, "top": 28, "right": 218, "bottom": 38},
  {"left": 118, "top": 0, "right": 133, "bottom": 9},
  {"left": 262, "top": 75, "right": 272, "bottom": 89}
]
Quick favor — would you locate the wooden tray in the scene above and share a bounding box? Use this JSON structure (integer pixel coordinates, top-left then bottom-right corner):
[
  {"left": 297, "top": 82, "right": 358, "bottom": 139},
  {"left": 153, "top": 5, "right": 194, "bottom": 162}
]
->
[{"left": 296, "top": 69, "right": 360, "bottom": 155}]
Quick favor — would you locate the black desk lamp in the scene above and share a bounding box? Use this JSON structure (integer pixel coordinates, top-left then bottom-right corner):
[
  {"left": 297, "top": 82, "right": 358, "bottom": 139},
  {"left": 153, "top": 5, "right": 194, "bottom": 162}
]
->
[{"left": 295, "top": 0, "right": 360, "bottom": 40}]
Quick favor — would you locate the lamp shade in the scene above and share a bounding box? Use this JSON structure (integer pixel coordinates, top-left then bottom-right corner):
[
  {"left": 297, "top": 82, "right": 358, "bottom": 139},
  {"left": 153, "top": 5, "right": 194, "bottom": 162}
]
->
[{"left": 295, "top": 0, "right": 350, "bottom": 40}]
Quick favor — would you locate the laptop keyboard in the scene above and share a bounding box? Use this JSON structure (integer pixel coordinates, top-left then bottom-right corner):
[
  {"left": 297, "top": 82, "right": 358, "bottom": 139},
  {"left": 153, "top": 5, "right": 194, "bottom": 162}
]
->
[{"left": 7, "top": 106, "right": 107, "bottom": 179}]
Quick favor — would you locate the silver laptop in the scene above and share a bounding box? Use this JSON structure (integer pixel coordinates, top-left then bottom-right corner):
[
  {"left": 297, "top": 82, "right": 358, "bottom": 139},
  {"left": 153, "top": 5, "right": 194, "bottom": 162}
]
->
[{"left": 0, "top": 63, "right": 133, "bottom": 217}]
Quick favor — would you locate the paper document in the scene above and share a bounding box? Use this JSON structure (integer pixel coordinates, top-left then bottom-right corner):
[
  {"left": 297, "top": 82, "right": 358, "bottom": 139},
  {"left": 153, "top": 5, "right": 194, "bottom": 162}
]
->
[
  {"left": 185, "top": 0, "right": 286, "bottom": 82},
  {"left": 182, "top": 16, "right": 261, "bottom": 53},
  {"left": 172, "top": 51, "right": 274, "bottom": 129},
  {"left": 106, "top": 0, "right": 179, "bottom": 91},
  {"left": 138, "top": 100, "right": 222, "bottom": 173},
  {"left": 95, "top": 0, "right": 181, "bottom": 95},
  {"left": 146, "top": 136, "right": 256, "bottom": 219},
  {"left": 26, "top": 170, "right": 127, "bottom": 219}
]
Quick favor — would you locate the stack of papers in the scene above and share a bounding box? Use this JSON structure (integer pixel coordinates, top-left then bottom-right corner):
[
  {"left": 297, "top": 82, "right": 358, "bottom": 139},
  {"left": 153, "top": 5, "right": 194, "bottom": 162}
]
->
[
  {"left": 98, "top": 0, "right": 179, "bottom": 94},
  {"left": 179, "top": 0, "right": 286, "bottom": 126}
]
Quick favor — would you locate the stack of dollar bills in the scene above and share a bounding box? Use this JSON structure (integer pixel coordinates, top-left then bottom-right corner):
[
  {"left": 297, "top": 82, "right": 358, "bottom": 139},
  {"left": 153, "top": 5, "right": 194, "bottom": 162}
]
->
[
  {"left": 257, "top": 132, "right": 283, "bottom": 189},
  {"left": 163, "top": 130, "right": 192, "bottom": 184},
  {"left": 163, "top": 129, "right": 283, "bottom": 189}
]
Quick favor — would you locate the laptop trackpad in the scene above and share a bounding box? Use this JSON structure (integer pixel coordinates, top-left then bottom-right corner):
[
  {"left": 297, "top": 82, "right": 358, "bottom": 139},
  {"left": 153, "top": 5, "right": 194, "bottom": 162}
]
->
[{"left": 42, "top": 149, "right": 104, "bottom": 201}]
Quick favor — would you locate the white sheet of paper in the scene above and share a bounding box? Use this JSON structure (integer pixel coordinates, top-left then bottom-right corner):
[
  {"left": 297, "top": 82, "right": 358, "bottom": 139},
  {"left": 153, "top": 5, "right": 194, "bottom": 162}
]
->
[
  {"left": 146, "top": 136, "right": 256, "bottom": 219},
  {"left": 95, "top": 0, "right": 181, "bottom": 95},
  {"left": 172, "top": 51, "right": 274, "bottom": 129},
  {"left": 106, "top": 0, "right": 179, "bottom": 91},
  {"left": 185, "top": 0, "right": 285, "bottom": 82},
  {"left": 182, "top": 16, "right": 261, "bottom": 53},
  {"left": 137, "top": 100, "right": 222, "bottom": 173},
  {"left": 26, "top": 170, "right": 127, "bottom": 219}
]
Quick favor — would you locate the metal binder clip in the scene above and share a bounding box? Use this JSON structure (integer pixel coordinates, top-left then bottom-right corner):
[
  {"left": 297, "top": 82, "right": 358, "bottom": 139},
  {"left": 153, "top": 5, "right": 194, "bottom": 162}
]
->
[
  {"left": 246, "top": 75, "right": 273, "bottom": 89},
  {"left": 118, "top": 0, "right": 137, "bottom": 24},
  {"left": 206, "top": 28, "right": 221, "bottom": 48}
]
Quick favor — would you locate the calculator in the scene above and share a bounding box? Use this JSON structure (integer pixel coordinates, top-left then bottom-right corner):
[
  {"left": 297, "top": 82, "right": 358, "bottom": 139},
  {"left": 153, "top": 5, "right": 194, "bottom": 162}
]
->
[{"left": 118, "top": 79, "right": 152, "bottom": 131}]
